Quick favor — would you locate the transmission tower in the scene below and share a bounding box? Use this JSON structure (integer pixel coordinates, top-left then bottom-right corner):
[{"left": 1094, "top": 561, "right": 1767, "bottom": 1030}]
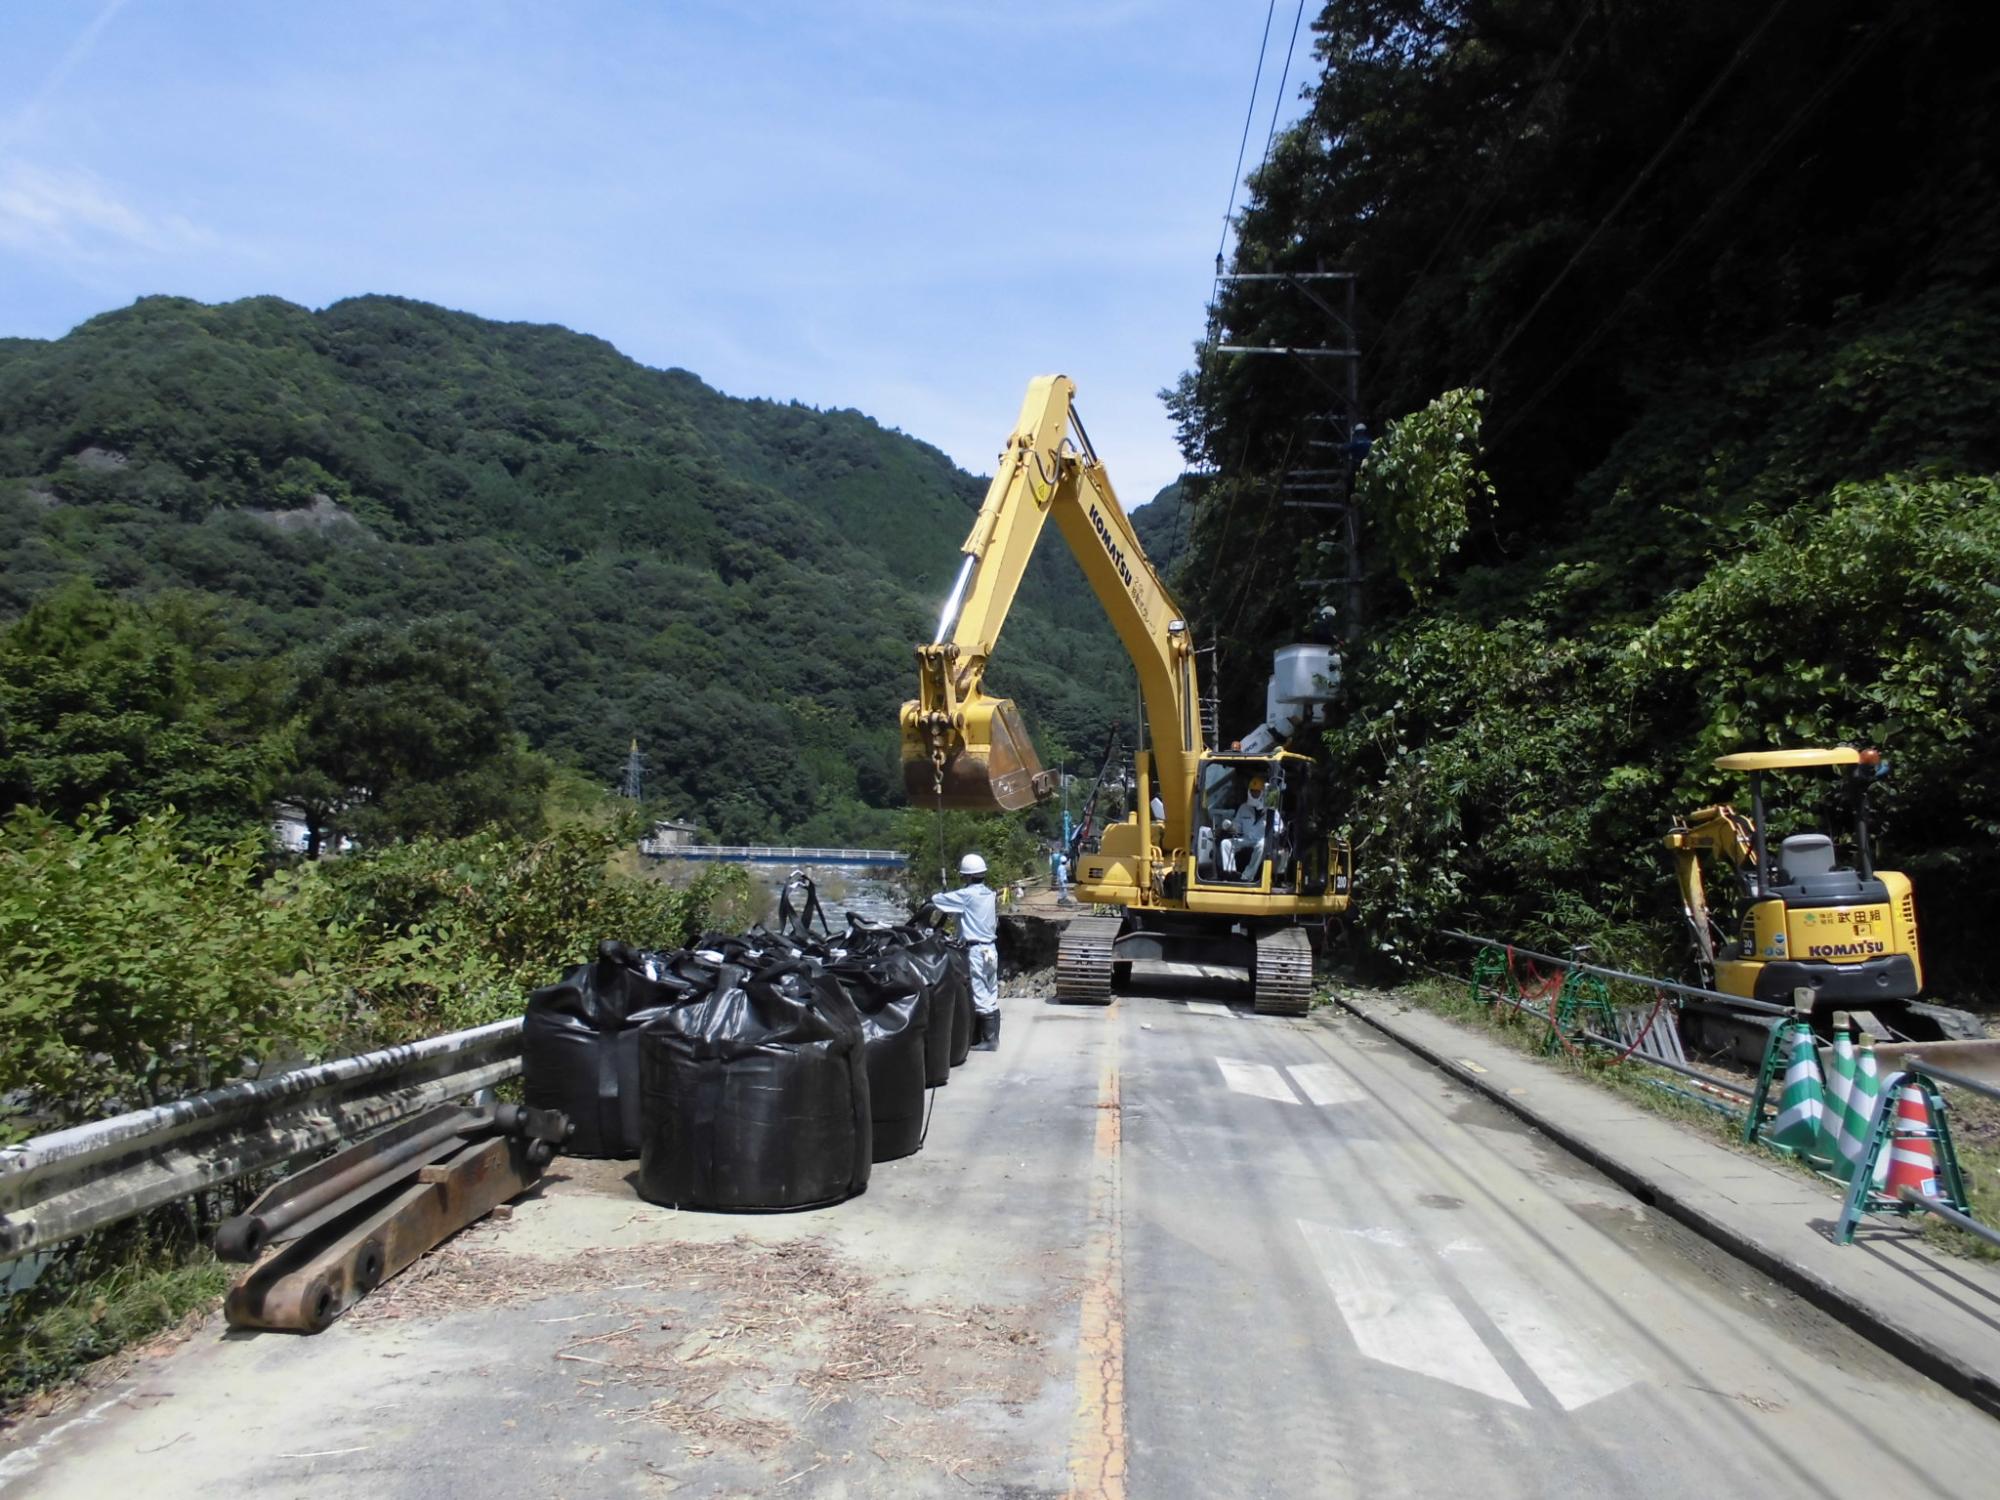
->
[{"left": 620, "top": 738, "right": 644, "bottom": 801}]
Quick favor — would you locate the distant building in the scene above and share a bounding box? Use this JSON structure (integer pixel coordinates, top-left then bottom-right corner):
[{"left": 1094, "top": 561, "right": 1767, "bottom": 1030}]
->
[
  {"left": 640, "top": 818, "right": 699, "bottom": 855},
  {"left": 270, "top": 804, "right": 354, "bottom": 856}
]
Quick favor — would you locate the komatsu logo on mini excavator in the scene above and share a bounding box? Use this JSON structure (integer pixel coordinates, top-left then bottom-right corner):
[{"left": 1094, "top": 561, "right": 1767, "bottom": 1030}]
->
[{"left": 1807, "top": 940, "right": 1887, "bottom": 958}]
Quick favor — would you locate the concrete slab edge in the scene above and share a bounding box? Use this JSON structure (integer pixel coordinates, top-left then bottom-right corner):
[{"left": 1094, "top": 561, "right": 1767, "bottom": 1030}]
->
[{"left": 1334, "top": 995, "right": 2000, "bottom": 1422}]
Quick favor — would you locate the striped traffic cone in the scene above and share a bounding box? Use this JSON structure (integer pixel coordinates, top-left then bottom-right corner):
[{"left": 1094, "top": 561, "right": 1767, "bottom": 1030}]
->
[
  {"left": 1768, "top": 1022, "right": 1827, "bottom": 1154},
  {"left": 1817, "top": 1028, "right": 1857, "bottom": 1176},
  {"left": 1884, "top": 1083, "right": 1943, "bottom": 1202},
  {"left": 1844, "top": 1044, "right": 1889, "bottom": 1187}
]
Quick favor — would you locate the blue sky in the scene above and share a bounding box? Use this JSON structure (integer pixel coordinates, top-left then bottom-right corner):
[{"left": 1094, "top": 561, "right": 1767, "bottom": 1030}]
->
[{"left": 0, "top": 1, "right": 1315, "bottom": 507}]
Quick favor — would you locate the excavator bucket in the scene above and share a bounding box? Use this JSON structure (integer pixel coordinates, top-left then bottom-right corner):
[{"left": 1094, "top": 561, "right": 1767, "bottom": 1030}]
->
[{"left": 900, "top": 695, "right": 1054, "bottom": 812}]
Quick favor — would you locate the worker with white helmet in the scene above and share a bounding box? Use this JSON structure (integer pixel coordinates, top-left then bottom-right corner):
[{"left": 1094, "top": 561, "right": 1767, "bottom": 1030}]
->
[{"left": 927, "top": 851, "right": 1001, "bottom": 1050}]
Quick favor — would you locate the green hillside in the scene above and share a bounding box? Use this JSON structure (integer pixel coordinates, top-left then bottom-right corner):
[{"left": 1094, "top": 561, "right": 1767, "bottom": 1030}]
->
[
  {"left": 1173, "top": 0, "right": 2000, "bottom": 1001},
  {"left": 0, "top": 295, "right": 1122, "bottom": 841}
]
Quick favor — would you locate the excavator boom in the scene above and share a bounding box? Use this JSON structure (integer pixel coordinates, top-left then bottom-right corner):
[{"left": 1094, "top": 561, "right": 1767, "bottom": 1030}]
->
[{"left": 900, "top": 376, "right": 1199, "bottom": 824}]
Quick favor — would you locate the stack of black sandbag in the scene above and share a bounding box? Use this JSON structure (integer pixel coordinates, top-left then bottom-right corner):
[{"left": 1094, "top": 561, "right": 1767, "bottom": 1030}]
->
[
  {"left": 521, "top": 941, "right": 710, "bottom": 1158},
  {"left": 521, "top": 878, "right": 990, "bottom": 1202},
  {"left": 637, "top": 960, "right": 872, "bottom": 1210}
]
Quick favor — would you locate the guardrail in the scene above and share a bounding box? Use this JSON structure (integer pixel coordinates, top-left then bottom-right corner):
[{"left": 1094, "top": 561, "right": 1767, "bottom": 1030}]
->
[
  {"left": 1438, "top": 930, "right": 1792, "bottom": 1016},
  {"left": 1437, "top": 930, "right": 1755, "bottom": 1103},
  {"left": 0, "top": 1019, "right": 524, "bottom": 1257}
]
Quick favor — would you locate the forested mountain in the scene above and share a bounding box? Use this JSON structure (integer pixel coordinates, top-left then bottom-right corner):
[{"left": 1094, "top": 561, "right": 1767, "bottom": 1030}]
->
[
  {"left": 1174, "top": 1, "right": 2000, "bottom": 999},
  {"left": 0, "top": 295, "right": 1124, "bottom": 842}
]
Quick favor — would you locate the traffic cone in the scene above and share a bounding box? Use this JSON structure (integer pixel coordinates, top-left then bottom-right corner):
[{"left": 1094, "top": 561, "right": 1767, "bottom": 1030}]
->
[
  {"left": 1768, "top": 1022, "right": 1826, "bottom": 1154},
  {"left": 1817, "top": 1028, "right": 1857, "bottom": 1175},
  {"left": 1883, "top": 1082, "right": 1943, "bottom": 1202},
  {"left": 1844, "top": 1044, "right": 1889, "bottom": 1187}
]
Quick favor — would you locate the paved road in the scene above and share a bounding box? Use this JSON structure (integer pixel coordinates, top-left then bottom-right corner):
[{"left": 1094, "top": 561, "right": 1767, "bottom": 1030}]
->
[{"left": 6, "top": 983, "right": 1999, "bottom": 1498}]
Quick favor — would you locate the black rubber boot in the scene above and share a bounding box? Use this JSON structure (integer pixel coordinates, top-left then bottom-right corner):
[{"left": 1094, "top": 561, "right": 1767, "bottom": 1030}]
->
[{"left": 975, "top": 1008, "right": 1001, "bottom": 1051}]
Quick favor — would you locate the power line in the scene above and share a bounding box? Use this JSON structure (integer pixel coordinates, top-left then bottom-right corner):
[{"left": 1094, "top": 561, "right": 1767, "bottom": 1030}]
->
[
  {"left": 1257, "top": 0, "right": 1310, "bottom": 180},
  {"left": 1187, "top": 1, "right": 1282, "bottom": 563},
  {"left": 1363, "top": 5, "right": 1596, "bottom": 373},
  {"left": 1472, "top": 0, "right": 1793, "bottom": 391},
  {"left": 1487, "top": 12, "right": 1893, "bottom": 453},
  {"left": 1215, "top": 0, "right": 1280, "bottom": 275}
]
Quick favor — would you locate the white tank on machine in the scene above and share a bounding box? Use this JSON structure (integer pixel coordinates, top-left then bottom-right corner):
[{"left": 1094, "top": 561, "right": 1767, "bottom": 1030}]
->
[{"left": 1242, "top": 642, "right": 1341, "bottom": 752}]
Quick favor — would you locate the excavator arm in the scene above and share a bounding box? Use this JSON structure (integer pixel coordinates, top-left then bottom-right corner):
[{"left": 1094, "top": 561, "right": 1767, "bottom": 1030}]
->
[
  {"left": 1662, "top": 804, "right": 1756, "bottom": 973},
  {"left": 900, "top": 376, "right": 1202, "bottom": 837}
]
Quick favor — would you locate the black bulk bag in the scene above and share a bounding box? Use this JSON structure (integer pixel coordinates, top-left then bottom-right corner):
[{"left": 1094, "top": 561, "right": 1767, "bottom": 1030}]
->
[
  {"left": 900, "top": 925, "right": 974, "bottom": 1067},
  {"left": 637, "top": 960, "right": 872, "bottom": 1210},
  {"left": 846, "top": 923, "right": 952, "bottom": 1087},
  {"left": 521, "top": 942, "right": 710, "bottom": 1158},
  {"left": 823, "top": 956, "right": 929, "bottom": 1162},
  {"left": 946, "top": 938, "right": 974, "bottom": 1066}
]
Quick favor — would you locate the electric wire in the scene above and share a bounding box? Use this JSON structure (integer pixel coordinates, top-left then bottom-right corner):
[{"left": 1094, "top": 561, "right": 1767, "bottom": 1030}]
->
[
  {"left": 1362, "top": 5, "right": 1596, "bottom": 372},
  {"left": 1471, "top": 0, "right": 1793, "bottom": 391},
  {"left": 1257, "top": 0, "right": 1309, "bottom": 180},
  {"left": 1486, "top": 12, "right": 1891, "bottom": 453},
  {"left": 1215, "top": 0, "right": 1280, "bottom": 284}
]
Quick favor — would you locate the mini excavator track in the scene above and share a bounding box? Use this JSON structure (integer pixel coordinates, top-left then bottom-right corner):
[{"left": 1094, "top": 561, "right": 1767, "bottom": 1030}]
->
[
  {"left": 1253, "top": 927, "right": 1315, "bottom": 1016},
  {"left": 1057, "top": 916, "right": 1122, "bottom": 1004}
]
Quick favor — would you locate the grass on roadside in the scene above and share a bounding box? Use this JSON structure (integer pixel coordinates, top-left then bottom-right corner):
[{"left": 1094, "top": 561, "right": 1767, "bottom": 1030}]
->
[
  {"left": 1386, "top": 974, "right": 2000, "bottom": 1263},
  {"left": 2, "top": 1233, "right": 231, "bottom": 1418}
]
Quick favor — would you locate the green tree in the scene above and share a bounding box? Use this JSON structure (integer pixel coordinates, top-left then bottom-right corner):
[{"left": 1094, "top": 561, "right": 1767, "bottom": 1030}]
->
[
  {"left": 1350, "top": 388, "right": 1490, "bottom": 599},
  {"left": 0, "top": 580, "right": 281, "bottom": 844},
  {"left": 278, "top": 618, "right": 548, "bottom": 852}
]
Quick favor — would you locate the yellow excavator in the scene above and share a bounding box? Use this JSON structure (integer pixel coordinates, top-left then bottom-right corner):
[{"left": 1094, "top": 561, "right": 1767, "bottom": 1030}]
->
[
  {"left": 1665, "top": 747, "right": 1979, "bottom": 1041},
  {"left": 899, "top": 375, "right": 1351, "bottom": 1013}
]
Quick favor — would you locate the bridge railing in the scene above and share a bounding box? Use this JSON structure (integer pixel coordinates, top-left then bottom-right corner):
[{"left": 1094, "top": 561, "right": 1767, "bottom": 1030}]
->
[{"left": 640, "top": 843, "right": 907, "bottom": 865}]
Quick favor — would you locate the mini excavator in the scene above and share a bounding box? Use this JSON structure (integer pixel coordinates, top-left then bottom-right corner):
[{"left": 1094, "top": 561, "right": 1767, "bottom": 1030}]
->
[
  {"left": 899, "top": 375, "right": 1350, "bottom": 1013},
  {"left": 1664, "top": 747, "right": 1981, "bottom": 1042}
]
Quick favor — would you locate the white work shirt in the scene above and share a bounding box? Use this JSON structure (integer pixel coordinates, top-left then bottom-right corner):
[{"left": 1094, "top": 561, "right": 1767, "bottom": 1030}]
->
[
  {"left": 1233, "top": 799, "right": 1267, "bottom": 840},
  {"left": 930, "top": 882, "right": 998, "bottom": 945}
]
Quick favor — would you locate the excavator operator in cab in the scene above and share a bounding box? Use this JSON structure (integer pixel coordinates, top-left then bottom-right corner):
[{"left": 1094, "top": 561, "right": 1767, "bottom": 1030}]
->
[{"left": 1224, "top": 776, "right": 1272, "bottom": 883}]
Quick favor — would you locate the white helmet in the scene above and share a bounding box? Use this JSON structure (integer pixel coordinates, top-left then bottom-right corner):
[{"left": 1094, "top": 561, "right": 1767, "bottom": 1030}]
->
[{"left": 958, "top": 852, "right": 988, "bottom": 877}]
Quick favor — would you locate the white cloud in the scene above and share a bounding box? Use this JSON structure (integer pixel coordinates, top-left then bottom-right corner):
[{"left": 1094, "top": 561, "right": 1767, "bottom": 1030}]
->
[
  {"left": 0, "top": 0, "right": 134, "bottom": 158},
  {"left": 0, "top": 162, "right": 218, "bottom": 262}
]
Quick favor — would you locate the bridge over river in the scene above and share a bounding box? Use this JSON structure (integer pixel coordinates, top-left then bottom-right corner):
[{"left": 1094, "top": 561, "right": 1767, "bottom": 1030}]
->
[
  {"left": 640, "top": 841, "right": 905, "bottom": 869},
  {"left": 641, "top": 843, "right": 910, "bottom": 925}
]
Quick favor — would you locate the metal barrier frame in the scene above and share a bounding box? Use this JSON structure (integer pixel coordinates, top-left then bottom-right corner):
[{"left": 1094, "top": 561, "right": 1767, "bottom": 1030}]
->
[
  {"left": 1837, "top": 1058, "right": 1997, "bottom": 1248},
  {"left": 0, "top": 1019, "right": 524, "bottom": 1257}
]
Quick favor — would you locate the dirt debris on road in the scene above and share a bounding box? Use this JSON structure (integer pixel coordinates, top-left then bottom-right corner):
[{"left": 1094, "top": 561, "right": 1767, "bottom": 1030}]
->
[{"left": 343, "top": 1188, "right": 1052, "bottom": 1480}]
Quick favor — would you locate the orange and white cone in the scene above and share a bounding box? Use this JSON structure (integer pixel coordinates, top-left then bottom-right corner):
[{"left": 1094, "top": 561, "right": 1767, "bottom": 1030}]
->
[{"left": 1883, "top": 1082, "right": 1942, "bottom": 1202}]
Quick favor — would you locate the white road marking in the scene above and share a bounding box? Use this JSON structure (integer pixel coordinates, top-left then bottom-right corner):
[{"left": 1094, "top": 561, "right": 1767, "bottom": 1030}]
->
[
  {"left": 1185, "top": 1002, "right": 1235, "bottom": 1018},
  {"left": 1297, "top": 1220, "right": 1527, "bottom": 1407},
  {"left": 1285, "top": 1062, "right": 1364, "bottom": 1107},
  {"left": 0, "top": 1395, "right": 121, "bottom": 1486},
  {"left": 1215, "top": 1057, "right": 1299, "bottom": 1103},
  {"left": 1440, "top": 1239, "right": 1633, "bottom": 1410}
]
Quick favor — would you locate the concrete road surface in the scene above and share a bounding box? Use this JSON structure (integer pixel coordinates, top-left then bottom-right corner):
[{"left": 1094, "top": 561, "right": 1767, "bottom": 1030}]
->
[{"left": 6, "top": 983, "right": 1999, "bottom": 1498}]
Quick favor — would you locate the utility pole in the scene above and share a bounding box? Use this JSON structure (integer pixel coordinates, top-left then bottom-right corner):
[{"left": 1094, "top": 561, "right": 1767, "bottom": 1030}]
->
[{"left": 1216, "top": 267, "right": 1366, "bottom": 638}]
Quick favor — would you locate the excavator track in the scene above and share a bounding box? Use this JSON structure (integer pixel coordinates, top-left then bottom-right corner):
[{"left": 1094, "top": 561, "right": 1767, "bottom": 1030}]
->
[
  {"left": 1057, "top": 916, "right": 1122, "bottom": 1004},
  {"left": 1253, "top": 926, "right": 1315, "bottom": 1016}
]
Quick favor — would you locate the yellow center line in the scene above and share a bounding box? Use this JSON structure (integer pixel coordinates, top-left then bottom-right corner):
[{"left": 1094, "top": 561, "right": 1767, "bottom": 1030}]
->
[{"left": 1068, "top": 1001, "right": 1126, "bottom": 1500}]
